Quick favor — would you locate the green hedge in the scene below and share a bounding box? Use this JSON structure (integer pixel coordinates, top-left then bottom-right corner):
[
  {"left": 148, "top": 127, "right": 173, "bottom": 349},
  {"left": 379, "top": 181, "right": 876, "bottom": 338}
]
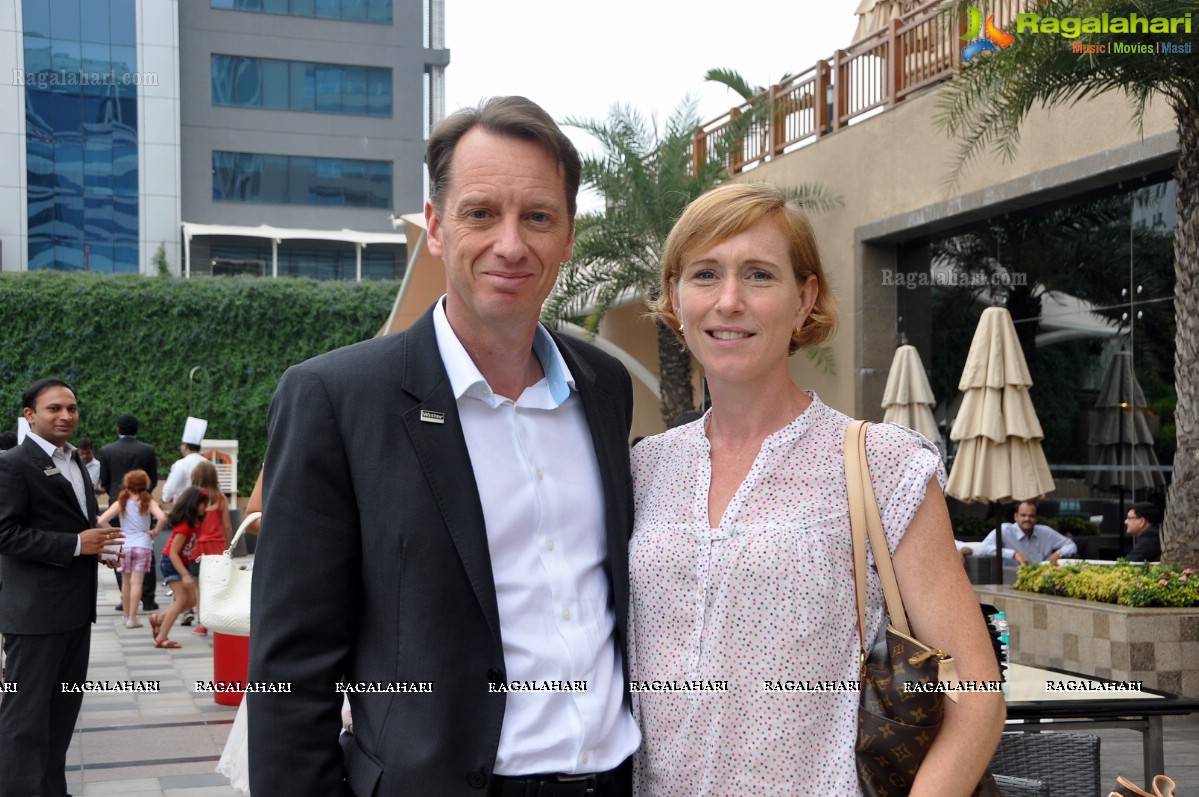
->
[{"left": 1, "top": 272, "right": 398, "bottom": 494}]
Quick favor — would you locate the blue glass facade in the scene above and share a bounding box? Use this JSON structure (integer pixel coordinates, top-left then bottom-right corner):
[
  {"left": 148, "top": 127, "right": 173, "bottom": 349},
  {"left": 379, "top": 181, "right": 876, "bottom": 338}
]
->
[
  {"left": 23, "top": 0, "right": 139, "bottom": 272},
  {"left": 211, "top": 55, "right": 392, "bottom": 116},
  {"left": 212, "top": 151, "right": 392, "bottom": 208},
  {"left": 211, "top": 243, "right": 397, "bottom": 281},
  {"left": 209, "top": 0, "right": 392, "bottom": 24}
]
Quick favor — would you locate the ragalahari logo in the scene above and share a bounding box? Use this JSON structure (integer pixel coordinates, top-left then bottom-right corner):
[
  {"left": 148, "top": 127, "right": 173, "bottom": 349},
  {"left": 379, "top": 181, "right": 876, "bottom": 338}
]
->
[{"left": 961, "top": 7, "right": 1015, "bottom": 61}]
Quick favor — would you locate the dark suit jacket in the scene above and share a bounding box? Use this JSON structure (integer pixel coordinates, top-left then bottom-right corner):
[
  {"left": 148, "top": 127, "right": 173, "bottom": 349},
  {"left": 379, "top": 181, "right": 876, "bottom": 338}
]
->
[
  {"left": 248, "top": 306, "right": 635, "bottom": 796},
  {"left": 98, "top": 436, "right": 159, "bottom": 502},
  {"left": 0, "top": 438, "right": 100, "bottom": 634},
  {"left": 1126, "top": 526, "right": 1161, "bottom": 562}
]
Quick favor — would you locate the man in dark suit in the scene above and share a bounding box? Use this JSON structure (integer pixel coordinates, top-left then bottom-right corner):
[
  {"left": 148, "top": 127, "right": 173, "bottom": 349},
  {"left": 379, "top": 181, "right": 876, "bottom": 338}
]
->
[
  {"left": 1124, "top": 501, "right": 1162, "bottom": 562},
  {"left": 249, "top": 97, "right": 639, "bottom": 796},
  {"left": 98, "top": 414, "right": 160, "bottom": 610},
  {"left": 0, "top": 378, "right": 119, "bottom": 796}
]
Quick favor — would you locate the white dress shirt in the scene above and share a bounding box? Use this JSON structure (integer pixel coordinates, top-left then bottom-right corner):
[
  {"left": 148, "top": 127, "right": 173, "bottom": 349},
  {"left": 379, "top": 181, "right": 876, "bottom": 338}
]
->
[
  {"left": 433, "top": 299, "right": 640, "bottom": 775},
  {"left": 976, "top": 522, "right": 1078, "bottom": 562}
]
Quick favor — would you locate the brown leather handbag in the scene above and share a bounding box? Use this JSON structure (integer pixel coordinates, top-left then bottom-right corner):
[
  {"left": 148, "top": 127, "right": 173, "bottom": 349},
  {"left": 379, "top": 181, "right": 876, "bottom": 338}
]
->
[{"left": 846, "top": 420, "right": 1000, "bottom": 797}]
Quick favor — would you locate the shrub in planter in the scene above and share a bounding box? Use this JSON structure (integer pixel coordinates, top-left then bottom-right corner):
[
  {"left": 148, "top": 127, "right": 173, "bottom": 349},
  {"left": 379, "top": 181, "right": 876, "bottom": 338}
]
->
[
  {"left": 1042, "top": 516, "right": 1101, "bottom": 536},
  {"left": 1014, "top": 560, "right": 1199, "bottom": 607}
]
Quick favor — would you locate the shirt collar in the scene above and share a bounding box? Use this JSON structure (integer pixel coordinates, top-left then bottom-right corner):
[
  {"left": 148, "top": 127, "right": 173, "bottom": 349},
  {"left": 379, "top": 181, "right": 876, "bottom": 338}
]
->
[
  {"left": 432, "top": 296, "right": 575, "bottom": 406},
  {"left": 26, "top": 431, "right": 76, "bottom": 460}
]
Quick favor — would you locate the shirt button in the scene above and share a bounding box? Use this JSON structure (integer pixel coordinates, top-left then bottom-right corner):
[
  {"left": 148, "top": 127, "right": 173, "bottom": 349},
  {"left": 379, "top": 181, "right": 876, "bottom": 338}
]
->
[
  {"left": 581, "top": 752, "right": 590, "bottom": 766},
  {"left": 562, "top": 608, "right": 571, "bottom": 621},
  {"left": 535, "top": 468, "right": 543, "bottom": 480},
  {"left": 545, "top": 539, "right": 554, "bottom": 551}
]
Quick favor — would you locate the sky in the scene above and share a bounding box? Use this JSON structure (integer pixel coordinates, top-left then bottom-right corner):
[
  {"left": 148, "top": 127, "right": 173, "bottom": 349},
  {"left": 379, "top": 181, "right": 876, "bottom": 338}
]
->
[{"left": 441, "top": 1, "right": 860, "bottom": 173}]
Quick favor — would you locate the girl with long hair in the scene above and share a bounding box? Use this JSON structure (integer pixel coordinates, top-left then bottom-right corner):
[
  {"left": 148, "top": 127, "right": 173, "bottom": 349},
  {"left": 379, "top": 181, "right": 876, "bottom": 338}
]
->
[
  {"left": 151, "top": 486, "right": 207, "bottom": 648},
  {"left": 97, "top": 469, "right": 166, "bottom": 628}
]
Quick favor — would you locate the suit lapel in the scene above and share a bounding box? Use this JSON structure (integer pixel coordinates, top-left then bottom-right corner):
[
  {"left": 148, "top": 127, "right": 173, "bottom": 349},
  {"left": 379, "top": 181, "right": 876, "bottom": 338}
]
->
[
  {"left": 23, "top": 439, "right": 91, "bottom": 524},
  {"left": 399, "top": 310, "right": 503, "bottom": 650}
]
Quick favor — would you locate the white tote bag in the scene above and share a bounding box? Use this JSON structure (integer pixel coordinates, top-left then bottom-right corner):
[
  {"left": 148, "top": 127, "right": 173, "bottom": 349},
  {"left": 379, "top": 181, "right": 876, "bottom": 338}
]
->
[{"left": 198, "top": 512, "right": 260, "bottom": 636}]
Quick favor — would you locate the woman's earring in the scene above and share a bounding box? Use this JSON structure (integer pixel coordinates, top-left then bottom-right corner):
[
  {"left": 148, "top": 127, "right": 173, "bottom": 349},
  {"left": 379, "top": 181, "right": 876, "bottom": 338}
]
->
[{"left": 679, "top": 323, "right": 685, "bottom": 333}]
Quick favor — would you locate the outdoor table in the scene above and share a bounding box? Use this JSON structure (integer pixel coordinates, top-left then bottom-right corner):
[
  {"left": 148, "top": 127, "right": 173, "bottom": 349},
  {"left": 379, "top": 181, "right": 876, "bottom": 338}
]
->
[{"left": 1005, "top": 662, "right": 1199, "bottom": 784}]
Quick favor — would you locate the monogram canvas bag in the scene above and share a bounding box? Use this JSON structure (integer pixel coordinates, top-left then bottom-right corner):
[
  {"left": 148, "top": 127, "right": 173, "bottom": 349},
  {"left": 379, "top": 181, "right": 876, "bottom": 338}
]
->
[{"left": 846, "top": 421, "right": 1000, "bottom": 797}]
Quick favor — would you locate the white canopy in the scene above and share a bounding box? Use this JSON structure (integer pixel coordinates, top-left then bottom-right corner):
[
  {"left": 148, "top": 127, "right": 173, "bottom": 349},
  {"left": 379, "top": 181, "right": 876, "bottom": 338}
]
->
[{"left": 181, "top": 221, "right": 406, "bottom": 280}]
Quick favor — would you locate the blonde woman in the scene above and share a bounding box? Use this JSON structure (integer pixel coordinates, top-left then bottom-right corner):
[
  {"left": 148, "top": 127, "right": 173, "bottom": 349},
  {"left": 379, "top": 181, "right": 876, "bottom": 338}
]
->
[{"left": 629, "top": 184, "right": 1004, "bottom": 796}]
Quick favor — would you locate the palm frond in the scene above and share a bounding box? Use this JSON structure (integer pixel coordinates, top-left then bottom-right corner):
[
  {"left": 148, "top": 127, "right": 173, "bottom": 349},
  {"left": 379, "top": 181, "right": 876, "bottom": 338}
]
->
[{"left": 936, "top": 0, "right": 1198, "bottom": 185}]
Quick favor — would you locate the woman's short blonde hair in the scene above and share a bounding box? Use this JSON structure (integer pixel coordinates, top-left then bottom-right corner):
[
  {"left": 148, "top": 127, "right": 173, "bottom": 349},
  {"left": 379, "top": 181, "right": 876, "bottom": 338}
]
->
[{"left": 650, "top": 183, "right": 838, "bottom": 354}]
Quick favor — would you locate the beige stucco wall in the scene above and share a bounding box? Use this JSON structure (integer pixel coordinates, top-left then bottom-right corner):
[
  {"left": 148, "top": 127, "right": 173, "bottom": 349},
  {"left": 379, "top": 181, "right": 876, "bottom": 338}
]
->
[{"left": 728, "top": 83, "right": 1177, "bottom": 419}]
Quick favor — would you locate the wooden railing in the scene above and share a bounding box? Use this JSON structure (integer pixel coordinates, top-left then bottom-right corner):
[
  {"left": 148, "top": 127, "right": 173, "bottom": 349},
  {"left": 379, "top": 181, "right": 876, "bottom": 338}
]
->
[{"left": 693, "top": 0, "right": 1028, "bottom": 174}]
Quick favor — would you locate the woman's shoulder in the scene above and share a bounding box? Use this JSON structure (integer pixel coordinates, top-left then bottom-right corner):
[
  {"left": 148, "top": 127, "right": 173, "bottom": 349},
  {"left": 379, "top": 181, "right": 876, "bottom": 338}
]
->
[{"left": 632, "top": 415, "right": 705, "bottom": 461}]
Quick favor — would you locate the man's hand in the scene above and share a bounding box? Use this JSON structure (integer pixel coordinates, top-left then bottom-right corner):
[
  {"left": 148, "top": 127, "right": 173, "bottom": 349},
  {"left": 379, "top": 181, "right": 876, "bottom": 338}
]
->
[
  {"left": 80, "top": 528, "right": 123, "bottom": 556},
  {"left": 1013, "top": 551, "right": 1029, "bottom": 566},
  {"left": 1047, "top": 551, "right": 1062, "bottom": 564}
]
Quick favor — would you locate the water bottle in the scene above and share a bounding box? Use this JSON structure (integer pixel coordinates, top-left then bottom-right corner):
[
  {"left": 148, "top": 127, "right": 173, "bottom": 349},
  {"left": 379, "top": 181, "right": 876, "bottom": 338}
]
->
[{"left": 992, "top": 611, "right": 1010, "bottom": 697}]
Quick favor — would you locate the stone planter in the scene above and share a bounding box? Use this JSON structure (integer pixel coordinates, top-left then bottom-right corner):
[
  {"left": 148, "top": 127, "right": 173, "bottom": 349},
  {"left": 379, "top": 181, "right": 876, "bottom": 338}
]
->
[{"left": 974, "top": 585, "right": 1199, "bottom": 698}]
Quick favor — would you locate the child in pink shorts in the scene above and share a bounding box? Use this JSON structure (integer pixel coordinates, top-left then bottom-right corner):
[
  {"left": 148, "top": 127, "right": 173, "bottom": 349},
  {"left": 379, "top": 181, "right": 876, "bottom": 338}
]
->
[{"left": 97, "top": 469, "right": 167, "bottom": 628}]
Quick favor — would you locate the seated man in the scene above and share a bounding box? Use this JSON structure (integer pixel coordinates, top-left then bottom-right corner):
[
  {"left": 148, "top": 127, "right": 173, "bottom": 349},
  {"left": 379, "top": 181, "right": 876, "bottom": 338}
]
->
[
  {"left": 975, "top": 501, "right": 1077, "bottom": 565},
  {"left": 1124, "top": 502, "right": 1162, "bottom": 562}
]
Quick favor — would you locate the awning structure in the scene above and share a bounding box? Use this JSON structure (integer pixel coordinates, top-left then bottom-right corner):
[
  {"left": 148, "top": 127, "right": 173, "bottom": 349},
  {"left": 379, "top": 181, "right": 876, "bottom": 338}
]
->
[{"left": 181, "top": 221, "right": 407, "bottom": 280}]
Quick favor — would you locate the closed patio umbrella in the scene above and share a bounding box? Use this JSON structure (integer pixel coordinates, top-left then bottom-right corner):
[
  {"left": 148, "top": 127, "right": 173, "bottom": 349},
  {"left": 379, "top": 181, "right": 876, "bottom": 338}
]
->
[
  {"left": 1089, "top": 351, "right": 1164, "bottom": 493},
  {"left": 946, "top": 306, "right": 1055, "bottom": 582},
  {"left": 882, "top": 344, "right": 941, "bottom": 446},
  {"left": 1089, "top": 350, "right": 1164, "bottom": 554}
]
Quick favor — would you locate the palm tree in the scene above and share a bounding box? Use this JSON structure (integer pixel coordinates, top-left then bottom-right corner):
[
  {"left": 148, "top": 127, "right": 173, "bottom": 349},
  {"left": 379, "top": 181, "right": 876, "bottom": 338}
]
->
[
  {"left": 544, "top": 99, "right": 838, "bottom": 427},
  {"left": 704, "top": 68, "right": 811, "bottom": 162},
  {"left": 936, "top": 0, "right": 1199, "bottom": 563}
]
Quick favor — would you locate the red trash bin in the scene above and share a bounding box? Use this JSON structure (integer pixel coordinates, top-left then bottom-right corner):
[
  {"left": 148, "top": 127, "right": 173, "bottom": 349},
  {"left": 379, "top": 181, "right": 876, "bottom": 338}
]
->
[{"left": 212, "top": 632, "right": 250, "bottom": 706}]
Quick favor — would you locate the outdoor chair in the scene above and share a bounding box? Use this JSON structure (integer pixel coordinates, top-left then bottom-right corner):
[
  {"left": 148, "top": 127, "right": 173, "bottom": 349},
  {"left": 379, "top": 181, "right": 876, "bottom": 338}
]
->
[
  {"left": 993, "top": 773, "right": 1051, "bottom": 797},
  {"left": 989, "top": 731, "right": 1101, "bottom": 797}
]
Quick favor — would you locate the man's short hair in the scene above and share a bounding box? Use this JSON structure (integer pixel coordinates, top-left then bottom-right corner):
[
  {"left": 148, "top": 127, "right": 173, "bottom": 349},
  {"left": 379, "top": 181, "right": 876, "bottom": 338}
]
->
[
  {"left": 0, "top": 430, "right": 17, "bottom": 451},
  {"left": 116, "top": 414, "right": 140, "bottom": 436},
  {"left": 78, "top": 437, "right": 94, "bottom": 451},
  {"left": 22, "top": 378, "right": 76, "bottom": 411},
  {"left": 1131, "top": 501, "right": 1161, "bottom": 526},
  {"left": 183, "top": 442, "right": 201, "bottom": 453},
  {"left": 1017, "top": 500, "right": 1039, "bottom": 515},
  {"left": 425, "top": 95, "right": 582, "bottom": 220}
]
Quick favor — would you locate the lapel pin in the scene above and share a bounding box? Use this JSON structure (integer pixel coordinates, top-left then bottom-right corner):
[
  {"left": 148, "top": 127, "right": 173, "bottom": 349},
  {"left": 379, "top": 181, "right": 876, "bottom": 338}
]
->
[
  {"left": 420, "top": 410, "right": 445, "bottom": 425},
  {"left": 45, "top": 466, "right": 61, "bottom": 476}
]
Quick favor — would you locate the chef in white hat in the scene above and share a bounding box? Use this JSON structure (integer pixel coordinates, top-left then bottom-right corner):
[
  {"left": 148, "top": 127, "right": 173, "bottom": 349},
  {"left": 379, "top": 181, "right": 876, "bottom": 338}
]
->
[{"left": 161, "top": 417, "right": 208, "bottom": 503}]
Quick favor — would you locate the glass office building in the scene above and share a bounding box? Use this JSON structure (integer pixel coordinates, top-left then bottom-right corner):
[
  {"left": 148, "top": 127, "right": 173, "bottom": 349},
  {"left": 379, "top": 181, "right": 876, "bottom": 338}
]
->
[
  {"left": 21, "top": 0, "right": 139, "bottom": 273},
  {"left": 0, "top": 0, "right": 445, "bottom": 279}
]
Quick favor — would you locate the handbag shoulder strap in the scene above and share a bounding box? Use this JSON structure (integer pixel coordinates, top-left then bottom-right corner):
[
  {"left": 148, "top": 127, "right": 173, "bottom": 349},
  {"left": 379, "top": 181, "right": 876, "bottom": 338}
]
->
[
  {"left": 223, "top": 511, "right": 261, "bottom": 556},
  {"left": 846, "top": 421, "right": 912, "bottom": 661}
]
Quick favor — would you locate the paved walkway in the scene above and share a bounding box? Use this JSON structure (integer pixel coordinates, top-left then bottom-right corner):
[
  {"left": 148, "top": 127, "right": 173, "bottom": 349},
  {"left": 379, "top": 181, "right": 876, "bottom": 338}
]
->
[
  {"left": 4, "top": 565, "right": 1198, "bottom": 795},
  {"left": 62, "top": 570, "right": 240, "bottom": 796}
]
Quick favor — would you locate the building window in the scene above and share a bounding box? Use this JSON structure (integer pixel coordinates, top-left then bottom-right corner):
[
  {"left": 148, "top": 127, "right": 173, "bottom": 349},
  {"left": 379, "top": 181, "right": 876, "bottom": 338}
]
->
[
  {"left": 210, "top": 0, "right": 392, "bottom": 24},
  {"left": 211, "top": 243, "right": 398, "bottom": 280},
  {"left": 211, "top": 55, "right": 392, "bottom": 116},
  {"left": 212, "top": 151, "right": 392, "bottom": 208},
  {"left": 22, "top": 0, "right": 139, "bottom": 273}
]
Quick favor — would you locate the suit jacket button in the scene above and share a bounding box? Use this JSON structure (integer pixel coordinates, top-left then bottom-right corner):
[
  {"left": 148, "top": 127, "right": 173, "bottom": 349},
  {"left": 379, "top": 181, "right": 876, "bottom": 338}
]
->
[
  {"left": 487, "top": 669, "right": 503, "bottom": 688},
  {"left": 467, "top": 769, "right": 487, "bottom": 788}
]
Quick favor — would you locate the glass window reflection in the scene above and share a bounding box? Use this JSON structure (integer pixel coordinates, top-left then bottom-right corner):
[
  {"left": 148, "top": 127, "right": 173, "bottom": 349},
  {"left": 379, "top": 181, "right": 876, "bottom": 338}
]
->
[
  {"left": 212, "top": 150, "right": 392, "bottom": 208},
  {"left": 212, "top": 54, "right": 391, "bottom": 117},
  {"left": 23, "top": 0, "right": 139, "bottom": 273},
  {"left": 209, "top": 0, "right": 392, "bottom": 23}
]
